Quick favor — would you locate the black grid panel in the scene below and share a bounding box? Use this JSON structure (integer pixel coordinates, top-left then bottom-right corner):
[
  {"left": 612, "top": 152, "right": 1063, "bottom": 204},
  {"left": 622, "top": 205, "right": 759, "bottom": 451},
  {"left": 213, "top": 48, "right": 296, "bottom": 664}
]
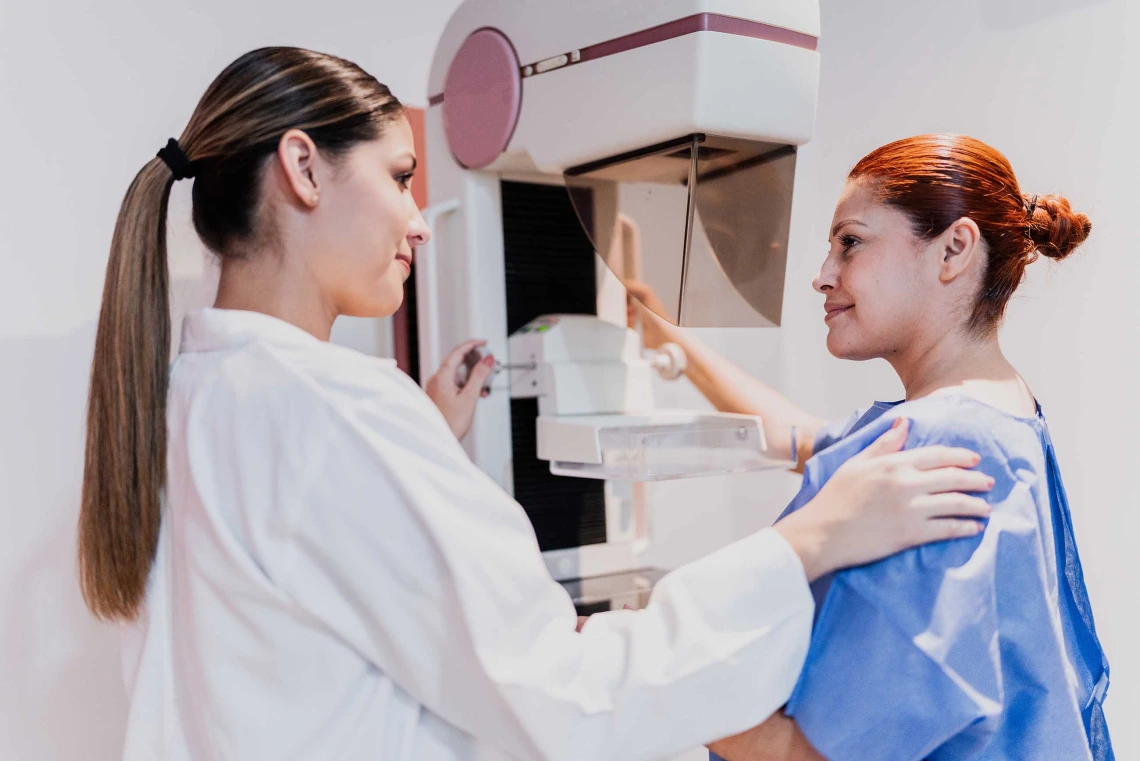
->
[
  {"left": 403, "top": 274, "right": 419, "bottom": 383},
  {"left": 501, "top": 181, "right": 606, "bottom": 551}
]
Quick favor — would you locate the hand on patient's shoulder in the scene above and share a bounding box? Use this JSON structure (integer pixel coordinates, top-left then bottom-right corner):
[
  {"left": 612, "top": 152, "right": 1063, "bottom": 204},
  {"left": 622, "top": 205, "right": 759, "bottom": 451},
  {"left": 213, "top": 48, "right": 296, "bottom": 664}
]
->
[{"left": 777, "top": 418, "right": 993, "bottom": 581}]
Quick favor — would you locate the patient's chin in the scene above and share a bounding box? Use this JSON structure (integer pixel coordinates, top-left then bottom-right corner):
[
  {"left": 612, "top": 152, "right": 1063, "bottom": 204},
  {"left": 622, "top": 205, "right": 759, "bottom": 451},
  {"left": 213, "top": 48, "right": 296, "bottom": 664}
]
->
[{"left": 826, "top": 333, "right": 877, "bottom": 362}]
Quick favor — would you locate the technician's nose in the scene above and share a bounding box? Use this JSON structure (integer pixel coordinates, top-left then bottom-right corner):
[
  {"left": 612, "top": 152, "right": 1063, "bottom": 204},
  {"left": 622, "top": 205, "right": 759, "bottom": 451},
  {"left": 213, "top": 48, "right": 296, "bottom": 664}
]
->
[{"left": 408, "top": 206, "right": 430, "bottom": 248}]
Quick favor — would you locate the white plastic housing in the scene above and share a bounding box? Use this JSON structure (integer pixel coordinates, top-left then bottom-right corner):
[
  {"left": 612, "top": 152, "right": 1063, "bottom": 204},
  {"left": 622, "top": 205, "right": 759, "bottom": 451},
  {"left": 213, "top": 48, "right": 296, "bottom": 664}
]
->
[
  {"left": 429, "top": 0, "right": 820, "bottom": 173},
  {"left": 539, "top": 411, "right": 790, "bottom": 480},
  {"left": 507, "top": 315, "right": 653, "bottom": 417}
]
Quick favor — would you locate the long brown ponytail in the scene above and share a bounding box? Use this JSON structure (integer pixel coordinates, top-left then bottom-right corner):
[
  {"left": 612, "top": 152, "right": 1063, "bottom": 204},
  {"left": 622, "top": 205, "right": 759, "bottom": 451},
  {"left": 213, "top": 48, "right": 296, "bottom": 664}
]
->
[{"left": 79, "top": 47, "right": 403, "bottom": 620}]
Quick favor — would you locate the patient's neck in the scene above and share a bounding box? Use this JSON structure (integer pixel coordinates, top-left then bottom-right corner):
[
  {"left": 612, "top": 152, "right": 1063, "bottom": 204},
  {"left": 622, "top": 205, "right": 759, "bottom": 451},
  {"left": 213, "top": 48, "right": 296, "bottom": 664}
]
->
[{"left": 890, "top": 328, "right": 1036, "bottom": 418}]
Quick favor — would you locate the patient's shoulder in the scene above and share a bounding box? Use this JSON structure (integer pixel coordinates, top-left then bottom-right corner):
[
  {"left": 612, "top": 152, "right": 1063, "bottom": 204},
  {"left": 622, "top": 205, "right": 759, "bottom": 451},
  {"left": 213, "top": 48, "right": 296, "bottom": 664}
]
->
[
  {"left": 894, "top": 395, "right": 1002, "bottom": 444},
  {"left": 812, "top": 396, "right": 1004, "bottom": 464},
  {"left": 890, "top": 395, "right": 1045, "bottom": 467}
]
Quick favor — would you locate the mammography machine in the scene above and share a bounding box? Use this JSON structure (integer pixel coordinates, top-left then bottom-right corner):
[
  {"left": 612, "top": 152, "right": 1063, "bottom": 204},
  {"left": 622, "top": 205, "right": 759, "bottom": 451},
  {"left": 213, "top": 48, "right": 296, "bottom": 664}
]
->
[{"left": 418, "top": 0, "right": 820, "bottom": 610}]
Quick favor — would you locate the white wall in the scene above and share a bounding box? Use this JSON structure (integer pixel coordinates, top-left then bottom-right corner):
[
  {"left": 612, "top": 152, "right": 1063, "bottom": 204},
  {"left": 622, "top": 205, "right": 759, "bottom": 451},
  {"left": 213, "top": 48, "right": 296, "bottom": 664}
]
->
[
  {"left": 2, "top": 0, "right": 1136, "bottom": 759},
  {"left": 0, "top": 2, "right": 462, "bottom": 759},
  {"left": 649, "top": 0, "right": 1140, "bottom": 757}
]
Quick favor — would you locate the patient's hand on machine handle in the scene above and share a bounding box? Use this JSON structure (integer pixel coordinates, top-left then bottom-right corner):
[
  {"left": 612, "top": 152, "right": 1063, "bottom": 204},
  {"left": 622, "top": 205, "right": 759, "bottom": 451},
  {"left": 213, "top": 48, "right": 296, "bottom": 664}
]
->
[
  {"left": 425, "top": 339, "right": 495, "bottom": 440},
  {"left": 625, "top": 279, "right": 679, "bottom": 351},
  {"left": 624, "top": 278, "right": 823, "bottom": 468}
]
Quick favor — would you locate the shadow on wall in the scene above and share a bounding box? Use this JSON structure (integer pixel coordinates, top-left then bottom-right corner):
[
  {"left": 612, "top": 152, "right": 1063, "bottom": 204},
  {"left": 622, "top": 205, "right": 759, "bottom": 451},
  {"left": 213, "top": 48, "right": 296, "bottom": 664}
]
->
[
  {"left": 0, "top": 321, "right": 127, "bottom": 759},
  {"left": 977, "top": 0, "right": 1115, "bottom": 29}
]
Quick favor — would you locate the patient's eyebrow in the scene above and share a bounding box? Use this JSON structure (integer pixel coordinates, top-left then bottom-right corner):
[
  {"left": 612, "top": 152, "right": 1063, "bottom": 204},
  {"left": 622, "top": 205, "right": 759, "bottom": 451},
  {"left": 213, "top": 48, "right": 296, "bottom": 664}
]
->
[{"left": 830, "top": 219, "right": 867, "bottom": 237}]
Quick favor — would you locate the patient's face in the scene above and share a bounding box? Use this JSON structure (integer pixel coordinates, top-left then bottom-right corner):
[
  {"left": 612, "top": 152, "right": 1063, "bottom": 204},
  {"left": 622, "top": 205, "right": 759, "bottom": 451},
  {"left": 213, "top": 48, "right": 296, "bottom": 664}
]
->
[{"left": 813, "top": 180, "right": 937, "bottom": 361}]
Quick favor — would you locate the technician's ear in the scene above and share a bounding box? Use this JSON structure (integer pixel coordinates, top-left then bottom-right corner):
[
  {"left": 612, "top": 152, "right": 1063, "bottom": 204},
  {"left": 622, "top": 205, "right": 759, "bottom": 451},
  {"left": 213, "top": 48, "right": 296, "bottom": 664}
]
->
[
  {"left": 276, "top": 129, "right": 323, "bottom": 208},
  {"left": 938, "top": 217, "right": 981, "bottom": 283}
]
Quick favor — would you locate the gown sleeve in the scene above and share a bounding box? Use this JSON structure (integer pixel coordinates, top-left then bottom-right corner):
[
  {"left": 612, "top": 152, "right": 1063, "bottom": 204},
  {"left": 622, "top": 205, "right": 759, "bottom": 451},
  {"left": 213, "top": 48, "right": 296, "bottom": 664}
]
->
[
  {"left": 712, "top": 399, "right": 1104, "bottom": 761},
  {"left": 266, "top": 372, "right": 816, "bottom": 761},
  {"left": 810, "top": 408, "right": 866, "bottom": 455},
  {"left": 781, "top": 410, "right": 1026, "bottom": 761}
]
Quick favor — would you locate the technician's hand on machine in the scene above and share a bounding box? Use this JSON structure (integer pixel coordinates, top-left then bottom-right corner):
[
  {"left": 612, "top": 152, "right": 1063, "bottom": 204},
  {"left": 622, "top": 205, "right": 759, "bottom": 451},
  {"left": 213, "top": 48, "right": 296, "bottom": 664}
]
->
[{"left": 425, "top": 339, "right": 495, "bottom": 440}]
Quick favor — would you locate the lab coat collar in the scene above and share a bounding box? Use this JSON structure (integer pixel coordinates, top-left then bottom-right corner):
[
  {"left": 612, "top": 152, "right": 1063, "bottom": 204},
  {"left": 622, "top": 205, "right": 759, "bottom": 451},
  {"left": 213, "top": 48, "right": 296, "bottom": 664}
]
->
[{"left": 179, "top": 308, "right": 328, "bottom": 354}]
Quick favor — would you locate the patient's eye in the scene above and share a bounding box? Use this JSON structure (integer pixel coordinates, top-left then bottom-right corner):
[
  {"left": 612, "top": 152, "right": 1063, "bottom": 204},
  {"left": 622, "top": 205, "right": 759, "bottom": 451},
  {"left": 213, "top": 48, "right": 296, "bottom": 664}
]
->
[{"left": 839, "top": 235, "right": 861, "bottom": 256}]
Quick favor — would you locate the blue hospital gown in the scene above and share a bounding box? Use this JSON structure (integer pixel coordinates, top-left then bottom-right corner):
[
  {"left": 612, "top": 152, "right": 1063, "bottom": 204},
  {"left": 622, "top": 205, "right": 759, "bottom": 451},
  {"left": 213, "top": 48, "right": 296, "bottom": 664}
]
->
[{"left": 711, "top": 395, "right": 1112, "bottom": 761}]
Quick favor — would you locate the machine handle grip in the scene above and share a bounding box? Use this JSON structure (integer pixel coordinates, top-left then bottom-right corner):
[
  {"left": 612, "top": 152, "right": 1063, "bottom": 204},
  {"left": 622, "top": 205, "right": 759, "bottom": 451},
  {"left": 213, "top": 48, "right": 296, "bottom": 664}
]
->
[{"left": 416, "top": 198, "right": 462, "bottom": 386}]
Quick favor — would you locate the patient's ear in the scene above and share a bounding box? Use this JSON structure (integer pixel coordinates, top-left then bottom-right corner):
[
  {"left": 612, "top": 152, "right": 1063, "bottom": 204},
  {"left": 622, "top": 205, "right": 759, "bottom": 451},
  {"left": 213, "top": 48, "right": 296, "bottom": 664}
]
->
[{"left": 936, "top": 217, "right": 982, "bottom": 284}]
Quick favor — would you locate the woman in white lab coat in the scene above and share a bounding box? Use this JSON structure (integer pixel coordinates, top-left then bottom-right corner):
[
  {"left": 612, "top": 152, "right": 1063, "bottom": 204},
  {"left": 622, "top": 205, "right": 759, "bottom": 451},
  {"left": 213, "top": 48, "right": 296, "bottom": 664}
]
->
[{"left": 78, "top": 48, "right": 992, "bottom": 761}]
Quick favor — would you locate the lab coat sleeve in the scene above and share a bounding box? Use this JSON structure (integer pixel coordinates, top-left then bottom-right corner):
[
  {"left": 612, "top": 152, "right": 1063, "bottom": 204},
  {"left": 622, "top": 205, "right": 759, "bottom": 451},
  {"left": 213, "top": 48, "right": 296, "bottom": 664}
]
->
[{"left": 272, "top": 384, "right": 815, "bottom": 761}]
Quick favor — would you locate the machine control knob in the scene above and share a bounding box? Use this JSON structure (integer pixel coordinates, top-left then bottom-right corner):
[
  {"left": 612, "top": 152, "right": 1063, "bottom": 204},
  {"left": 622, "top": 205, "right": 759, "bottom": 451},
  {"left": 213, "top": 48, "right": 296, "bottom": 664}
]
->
[{"left": 648, "top": 342, "right": 688, "bottom": 380}]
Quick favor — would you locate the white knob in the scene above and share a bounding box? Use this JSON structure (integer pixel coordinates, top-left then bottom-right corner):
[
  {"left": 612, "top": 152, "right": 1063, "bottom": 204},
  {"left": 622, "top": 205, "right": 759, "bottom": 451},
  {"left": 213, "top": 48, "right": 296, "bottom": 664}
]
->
[{"left": 649, "top": 342, "right": 688, "bottom": 380}]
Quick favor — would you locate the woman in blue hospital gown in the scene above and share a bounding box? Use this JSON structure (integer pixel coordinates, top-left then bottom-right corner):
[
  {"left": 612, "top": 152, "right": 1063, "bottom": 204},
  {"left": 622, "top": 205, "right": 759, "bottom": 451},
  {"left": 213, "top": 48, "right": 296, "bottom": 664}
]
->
[
  {"left": 746, "top": 397, "right": 1111, "bottom": 761},
  {"left": 629, "top": 134, "right": 1113, "bottom": 760}
]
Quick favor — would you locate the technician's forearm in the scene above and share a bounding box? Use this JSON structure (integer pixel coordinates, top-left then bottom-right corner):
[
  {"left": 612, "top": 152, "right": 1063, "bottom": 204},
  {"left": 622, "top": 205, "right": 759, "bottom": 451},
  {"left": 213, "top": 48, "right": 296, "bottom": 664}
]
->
[{"left": 708, "top": 711, "right": 826, "bottom": 761}]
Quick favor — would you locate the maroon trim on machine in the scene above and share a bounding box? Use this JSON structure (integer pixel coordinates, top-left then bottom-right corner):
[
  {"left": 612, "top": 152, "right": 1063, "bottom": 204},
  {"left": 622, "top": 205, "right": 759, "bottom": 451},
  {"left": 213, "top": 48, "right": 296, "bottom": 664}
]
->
[
  {"left": 428, "top": 12, "right": 817, "bottom": 105},
  {"left": 579, "top": 12, "right": 817, "bottom": 64}
]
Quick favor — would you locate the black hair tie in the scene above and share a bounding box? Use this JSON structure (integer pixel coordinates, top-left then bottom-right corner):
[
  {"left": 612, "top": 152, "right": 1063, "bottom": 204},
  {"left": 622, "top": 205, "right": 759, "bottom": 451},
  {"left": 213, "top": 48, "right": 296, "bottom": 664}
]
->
[{"left": 157, "top": 138, "right": 195, "bottom": 181}]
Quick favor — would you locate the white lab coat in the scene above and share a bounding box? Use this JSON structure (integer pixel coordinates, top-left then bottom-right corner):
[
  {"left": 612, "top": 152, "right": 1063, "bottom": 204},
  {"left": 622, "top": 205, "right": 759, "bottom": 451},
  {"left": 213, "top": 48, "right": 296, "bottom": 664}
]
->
[{"left": 120, "top": 308, "right": 813, "bottom": 761}]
